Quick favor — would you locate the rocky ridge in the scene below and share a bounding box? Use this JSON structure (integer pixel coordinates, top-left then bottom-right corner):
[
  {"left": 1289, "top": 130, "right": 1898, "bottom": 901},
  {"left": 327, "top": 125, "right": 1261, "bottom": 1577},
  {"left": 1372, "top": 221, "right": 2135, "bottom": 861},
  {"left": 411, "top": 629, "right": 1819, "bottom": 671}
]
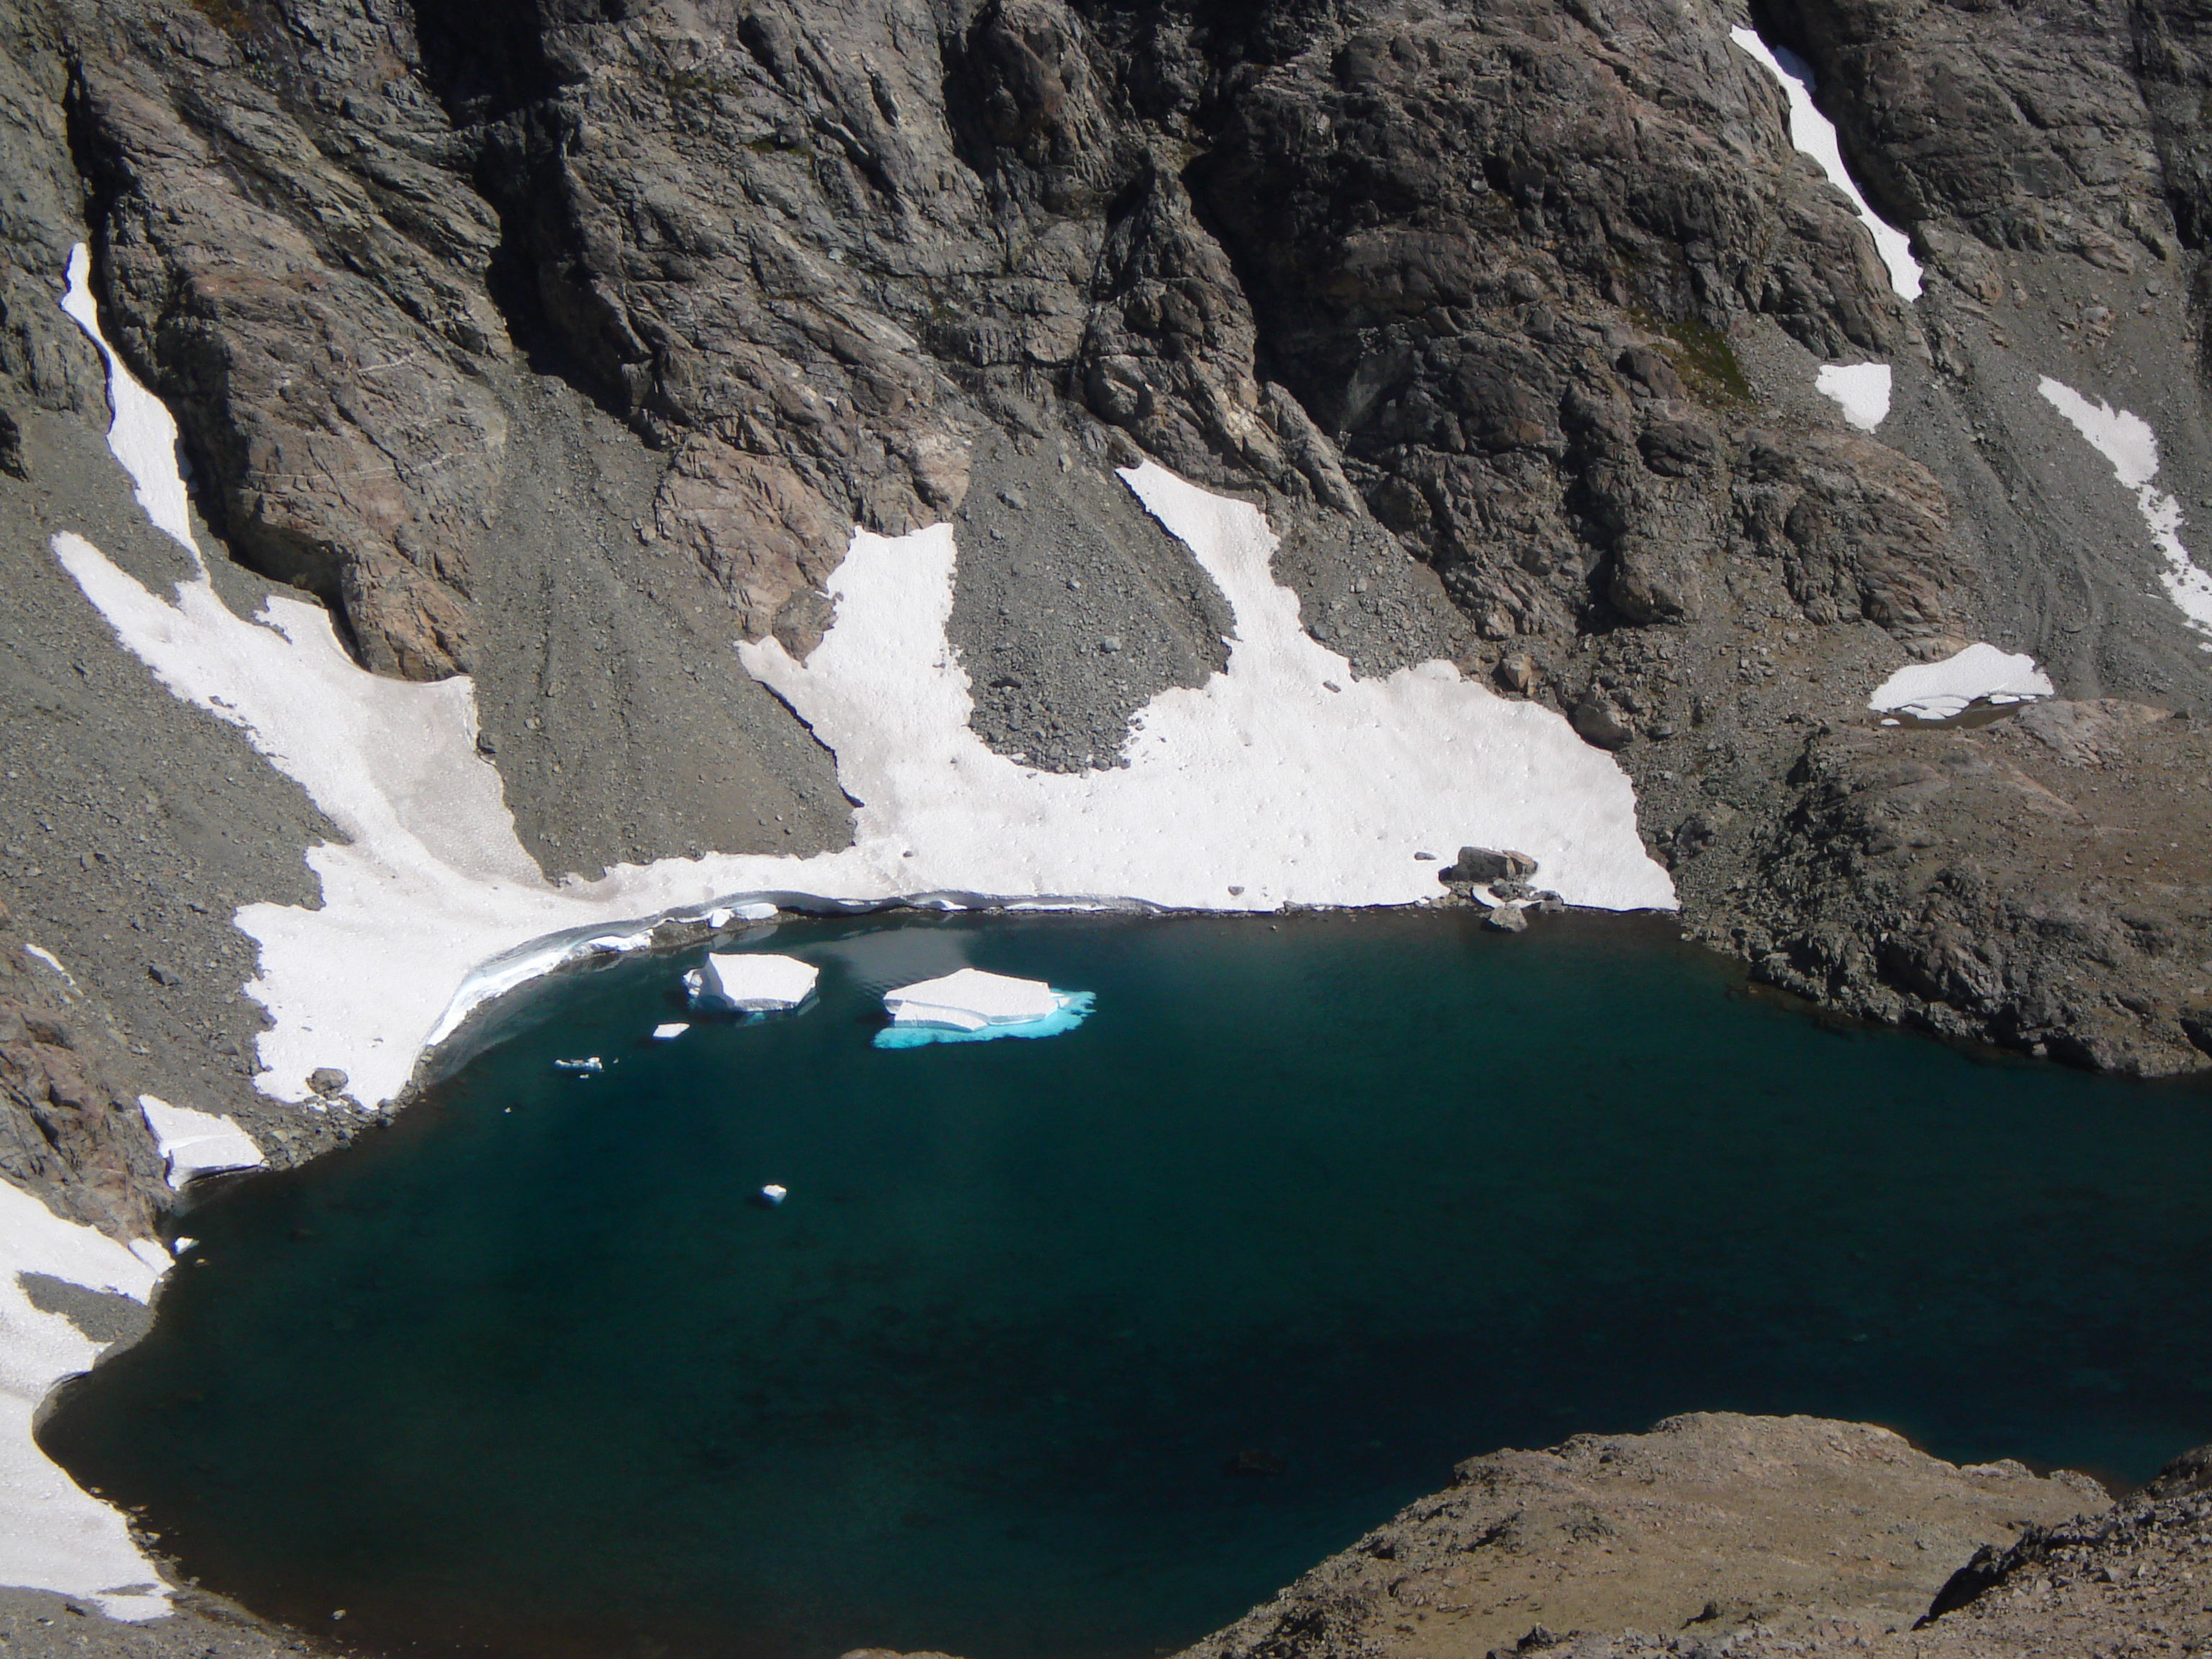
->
[{"left": 1172, "top": 1414, "right": 2212, "bottom": 1659}]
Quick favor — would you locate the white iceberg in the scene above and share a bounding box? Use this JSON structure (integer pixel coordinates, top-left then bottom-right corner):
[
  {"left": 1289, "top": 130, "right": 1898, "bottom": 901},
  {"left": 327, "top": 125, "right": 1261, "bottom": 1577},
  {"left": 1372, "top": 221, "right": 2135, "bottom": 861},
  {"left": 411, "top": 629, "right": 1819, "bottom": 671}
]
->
[
  {"left": 649, "top": 1022, "right": 691, "bottom": 1041},
  {"left": 1869, "top": 642, "right": 2055, "bottom": 722},
  {"left": 553, "top": 1056, "right": 603, "bottom": 1075},
  {"left": 877, "top": 968, "right": 1094, "bottom": 1048},
  {"left": 691, "top": 953, "right": 819, "bottom": 1012},
  {"left": 138, "top": 1095, "right": 266, "bottom": 1190}
]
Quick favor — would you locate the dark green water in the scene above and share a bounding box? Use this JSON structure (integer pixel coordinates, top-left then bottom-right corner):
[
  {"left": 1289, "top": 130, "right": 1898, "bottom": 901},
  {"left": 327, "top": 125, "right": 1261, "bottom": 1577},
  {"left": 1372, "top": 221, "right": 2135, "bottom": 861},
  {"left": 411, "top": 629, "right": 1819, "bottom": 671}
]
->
[{"left": 40, "top": 911, "right": 2212, "bottom": 1659}]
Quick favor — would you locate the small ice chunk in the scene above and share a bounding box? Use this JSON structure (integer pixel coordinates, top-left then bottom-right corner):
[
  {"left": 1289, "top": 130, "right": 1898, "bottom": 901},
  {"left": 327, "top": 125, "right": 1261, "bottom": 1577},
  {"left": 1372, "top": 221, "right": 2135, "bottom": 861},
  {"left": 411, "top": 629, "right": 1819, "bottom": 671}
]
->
[
  {"left": 884, "top": 968, "right": 1063, "bottom": 1030},
  {"left": 171, "top": 1237, "right": 198, "bottom": 1255},
  {"left": 1815, "top": 362, "right": 1892, "bottom": 431},
  {"left": 649, "top": 1022, "right": 690, "bottom": 1041},
  {"left": 693, "top": 953, "right": 819, "bottom": 1012},
  {"left": 138, "top": 1095, "right": 267, "bottom": 1190},
  {"left": 755, "top": 1184, "right": 788, "bottom": 1208},
  {"left": 706, "top": 902, "right": 780, "bottom": 928},
  {"left": 1869, "top": 642, "right": 2055, "bottom": 722},
  {"left": 554, "top": 1056, "right": 604, "bottom": 1075}
]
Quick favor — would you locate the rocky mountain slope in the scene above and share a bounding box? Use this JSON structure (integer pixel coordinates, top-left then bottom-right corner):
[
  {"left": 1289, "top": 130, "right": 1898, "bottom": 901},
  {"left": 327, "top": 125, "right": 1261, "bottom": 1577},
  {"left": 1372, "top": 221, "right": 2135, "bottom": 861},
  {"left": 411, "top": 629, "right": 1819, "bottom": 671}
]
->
[
  {"left": 5, "top": 0, "right": 2212, "bottom": 1141},
  {"left": 3, "top": 0, "right": 2212, "bottom": 1650}
]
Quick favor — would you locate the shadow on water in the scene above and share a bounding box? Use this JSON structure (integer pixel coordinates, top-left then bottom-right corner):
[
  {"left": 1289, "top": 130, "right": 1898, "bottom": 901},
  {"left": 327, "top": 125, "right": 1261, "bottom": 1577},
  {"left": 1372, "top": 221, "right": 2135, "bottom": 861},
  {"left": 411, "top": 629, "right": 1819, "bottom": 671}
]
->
[{"left": 37, "top": 909, "right": 2212, "bottom": 1659}]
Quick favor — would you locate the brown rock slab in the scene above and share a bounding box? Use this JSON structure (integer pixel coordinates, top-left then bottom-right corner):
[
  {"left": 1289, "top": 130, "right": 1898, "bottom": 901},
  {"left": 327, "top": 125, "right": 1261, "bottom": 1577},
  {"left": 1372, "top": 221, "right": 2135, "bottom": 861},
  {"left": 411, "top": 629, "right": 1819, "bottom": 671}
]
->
[{"left": 1176, "top": 1413, "right": 2106, "bottom": 1659}]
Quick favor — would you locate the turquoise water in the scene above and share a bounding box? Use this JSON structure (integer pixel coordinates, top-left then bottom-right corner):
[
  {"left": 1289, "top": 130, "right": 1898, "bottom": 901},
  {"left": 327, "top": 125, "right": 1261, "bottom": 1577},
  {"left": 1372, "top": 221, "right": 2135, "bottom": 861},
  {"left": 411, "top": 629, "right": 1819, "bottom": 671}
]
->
[{"left": 40, "top": 911, "right": 2212, "bottom": 1659}]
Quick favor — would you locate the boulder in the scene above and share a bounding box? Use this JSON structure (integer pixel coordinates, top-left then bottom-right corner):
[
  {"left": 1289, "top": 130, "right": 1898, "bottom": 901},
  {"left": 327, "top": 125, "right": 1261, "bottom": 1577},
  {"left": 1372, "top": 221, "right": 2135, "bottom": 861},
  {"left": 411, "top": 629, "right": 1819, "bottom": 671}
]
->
[{"left": 1444, "top": 847, "right": 1539, "bottom": 885}]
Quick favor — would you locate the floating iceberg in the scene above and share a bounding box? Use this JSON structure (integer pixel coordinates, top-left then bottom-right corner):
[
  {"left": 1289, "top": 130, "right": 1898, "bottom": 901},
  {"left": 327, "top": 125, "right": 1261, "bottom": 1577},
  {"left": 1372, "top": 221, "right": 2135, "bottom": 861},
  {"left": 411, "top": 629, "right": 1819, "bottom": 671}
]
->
[
  {"left": 876, "top": 968, "right": 1094, "bottom": 1048},
  {"left": 138, "top": 1096, "right": 267, "bottom": 1189},
  {"left": 688, "top": 953, "right": 819, "bottom": 1013},
  {"left": 754, "top": 1184, "right": 788, "bottom": 1208},
  {"left": 1869, "top": 642, "right": 2054, "bottom": 723},
  {"left": 553, "top": 1056, "right": 604, "bottom": 1075},
  {"left": 649, "top": 1022, "right": 691, "bottom": 1041}
]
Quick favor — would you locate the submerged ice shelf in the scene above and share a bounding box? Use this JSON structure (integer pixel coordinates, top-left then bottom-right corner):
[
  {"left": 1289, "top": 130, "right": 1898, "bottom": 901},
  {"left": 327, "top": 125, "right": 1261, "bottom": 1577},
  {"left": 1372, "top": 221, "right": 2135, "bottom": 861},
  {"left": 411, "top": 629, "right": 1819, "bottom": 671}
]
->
[{"left": 878, "top": 968, "right": 1094, "bottom": 1049}]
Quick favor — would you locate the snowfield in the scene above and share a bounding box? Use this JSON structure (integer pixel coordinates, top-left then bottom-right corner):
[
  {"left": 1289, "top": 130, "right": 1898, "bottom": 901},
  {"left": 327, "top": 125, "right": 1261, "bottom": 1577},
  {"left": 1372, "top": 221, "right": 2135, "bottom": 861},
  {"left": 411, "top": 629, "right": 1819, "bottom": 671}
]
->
[
  {"left": 49, "top": 244, "right": 1673, "bottom": 1113},
  {"left": 2039, "top": 376, "right": 2212, "bottom": 647},
  {"left": 138, "top": 1097, "right": 267, "bottom": 1189},
  {"left": 1815, "top": 362, "right": 1893, "bottom": 432},
  {"left": 1730, "top": 26, "right": 1912, "bottom": 433}
]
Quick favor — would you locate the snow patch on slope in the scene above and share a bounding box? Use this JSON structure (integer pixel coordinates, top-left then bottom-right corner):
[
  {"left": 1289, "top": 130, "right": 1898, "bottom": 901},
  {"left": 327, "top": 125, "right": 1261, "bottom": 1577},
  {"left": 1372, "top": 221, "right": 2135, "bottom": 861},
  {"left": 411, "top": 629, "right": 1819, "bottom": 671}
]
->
[
  {"left": 1730, "top": 27, "right": 1923, "bottom": 302},
  {"left": 1870, "top": 642, "right": 2054, "bottom": 721},
  {"left": 51, "top": 243, "right": 1673, "bottom": 1118},
  {"left": 57, "top": 246, "right": 197, "bottom": 556},
  {"left": 0, "top": 1180, "right": 167, "bottom": 1620},
  {"left": 1816, "top": 362, "right": 1892, "bottom": 431},
  {"left": 2039, "top": 376, "right": 2212, "bottom": 645}
]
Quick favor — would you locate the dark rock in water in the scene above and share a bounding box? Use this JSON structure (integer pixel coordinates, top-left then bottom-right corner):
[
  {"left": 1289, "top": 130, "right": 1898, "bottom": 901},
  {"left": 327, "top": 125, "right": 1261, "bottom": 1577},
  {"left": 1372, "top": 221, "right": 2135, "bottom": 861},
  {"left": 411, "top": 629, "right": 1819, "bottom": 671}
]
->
[
  {"left": 2144, "top": 1443, "right": 2212, "bottom": 1501},
  {"left": 1447, "top": 848, "right": 1539, "bottom": 885},
  {"left": 1483, "top": 904, "right": 1529, "bottom": 934}
]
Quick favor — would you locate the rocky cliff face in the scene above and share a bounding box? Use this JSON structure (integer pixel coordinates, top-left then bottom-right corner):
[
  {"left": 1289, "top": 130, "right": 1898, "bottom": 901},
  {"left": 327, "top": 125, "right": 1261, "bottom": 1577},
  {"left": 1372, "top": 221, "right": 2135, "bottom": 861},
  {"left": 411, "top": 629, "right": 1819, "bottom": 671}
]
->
[{"left": 4, "top": 0, "right": 2209, "bottom": 1110}]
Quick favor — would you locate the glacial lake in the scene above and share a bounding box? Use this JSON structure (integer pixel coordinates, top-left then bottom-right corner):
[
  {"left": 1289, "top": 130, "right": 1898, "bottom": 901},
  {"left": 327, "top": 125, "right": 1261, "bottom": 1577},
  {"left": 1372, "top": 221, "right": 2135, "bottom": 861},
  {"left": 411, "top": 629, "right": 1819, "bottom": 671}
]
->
[{"left": 40, "top": 911, "right": 2212, "bottom": 1659}]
